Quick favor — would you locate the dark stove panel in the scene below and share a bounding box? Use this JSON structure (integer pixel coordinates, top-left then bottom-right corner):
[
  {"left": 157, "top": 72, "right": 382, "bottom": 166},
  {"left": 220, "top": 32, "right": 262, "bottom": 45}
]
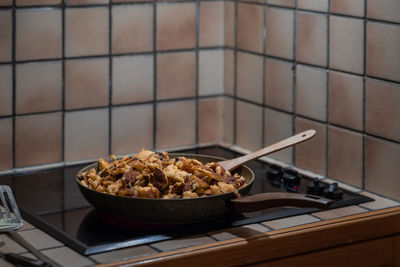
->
[{"left": 0, "top": 146, "right": 374, "bottom": 255}]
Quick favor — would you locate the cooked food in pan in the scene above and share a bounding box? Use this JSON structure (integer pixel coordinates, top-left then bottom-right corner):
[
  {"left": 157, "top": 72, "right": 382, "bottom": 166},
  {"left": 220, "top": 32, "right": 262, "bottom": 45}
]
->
[{"left": 77, "top": 149, "right": 248, "bottom": 199}]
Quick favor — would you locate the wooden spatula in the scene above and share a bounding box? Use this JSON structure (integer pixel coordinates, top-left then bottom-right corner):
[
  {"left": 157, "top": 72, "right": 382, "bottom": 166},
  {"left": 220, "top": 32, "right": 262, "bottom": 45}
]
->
[{"left": 218, "top": 129, "right": 316, "bottom": 171}]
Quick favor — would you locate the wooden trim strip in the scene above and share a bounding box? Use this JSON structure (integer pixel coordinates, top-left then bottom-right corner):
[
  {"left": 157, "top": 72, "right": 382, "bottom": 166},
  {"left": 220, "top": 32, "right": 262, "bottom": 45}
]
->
[{"left": 97, "top": 207, "right": 400, "bottom": 267}]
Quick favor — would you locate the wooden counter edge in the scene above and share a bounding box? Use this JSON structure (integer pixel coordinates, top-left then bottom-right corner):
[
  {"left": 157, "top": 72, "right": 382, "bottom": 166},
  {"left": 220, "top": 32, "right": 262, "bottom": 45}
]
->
[{"left": 97, "top": 207, "right": 400, "bottom": 267}]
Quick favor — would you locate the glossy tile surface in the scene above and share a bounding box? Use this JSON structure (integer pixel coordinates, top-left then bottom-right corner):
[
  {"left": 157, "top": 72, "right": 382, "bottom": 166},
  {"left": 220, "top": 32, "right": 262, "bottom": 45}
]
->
[
  {"left": 15, "top": 113, "right": 62, "bottom": 167},
  {"left": 156, "top": 100, "right": 196, "bottom": 149},
  {"left": 266, "top": 7, "right": 294, "bottom": 60},
  {"left": 360, "top": 191, "right": 400, "bottom": 210},
  {"left": 224, "top": 49, "right": 234, "bottom": 96},
  {"left": 330, "top": 0, "right": 364, "bottom": 17},
  {"left": 265, "top": 58, "right": 293, "bottom": 112},
  {"left": 42, "top": 246, "right": 94, "bottom": 267},
  {"left": 237, "top": 3, "right": 264, "bottom": 53},
  {"left": 199, "top": 50, "right": 224, "bottom": 96},
  {"left": 16, "top": 9, "right": 62, "bottom": 60},
  {"left": 157, "top": 3, "right": 196, "bottom": 50},
  {"left": 367, "top": 0, "right": 400, "bottom": 23},
  {"left": 329, "top": 71, "right": 363, "bottom": 131},
  {"left": 157, "top": 52, "right": 195, "bottom": 100},
  {"left": 65, "top": 7, "right": 109, "bottom": 57},
  {"left": 0, "top": 10, "right": 11, "bottom": 62},
  {"left": 366, "top": 79, "right": 400, "bottom": 142},
  {"left": 112, "top": 5, "right": 153, "bottom": 54},
  {"left": 199, "top": 1, "right": 224, "bottom": 47},
  {"left": 224, "top": 2, "right": 235, "bottom": 47},
  {"left": 329, "top": 16, "right": 364, "bottom": 74},
  {"left": 328, "top": 126, "right": 363, "bottom": 187},
  {"left": 296, "top": 65, "right": 327, "bottom": 121},
  {"left": 298, "top": 0, "right": 328, "bottom": 12},
  {"left": 64, "top": 109, "right": 109, "bottom": 161},
  {"left": 236, "top": 101, "right": 263, "bottom": 151},
  {"left": 313, "top": 205, "right": 367, "bottom": 220},
  {"left": 90, "top": 245, "right": 156, "bottom": 264},
  {"left": 296, "top": 12, "right": 327, "bottom": 67},
  {"left": 151, "top": 235, "right": 214, "bottom": 252},
  {"left": 0, "top": 118, "right": 12, "bottom": 170},
  {"left": 112, "top": 104, "right": 153, "bottom": 155},
  {"left": 266, "top": 0, "right": 295, "bottom": 7},
  {"left": 366, "top": 22, "right": 400, "bottom": 82},
  {"left": 262, "top": 214, "right": 320, "bottom": 230},
  {"left": 112, "top": 55, "right": 153, "bottom": 104},
  {"left": 65, "top": 58, "right": 109, "bottom": 109},
  {"left": 198, "top": 97, "right": 223, "bottom": 143},
  {"left": 0, "top": 65, "right": 12, "bottom": 116},
  {"left": 237, "top": 52, "right": 263, "bottom": 104}
]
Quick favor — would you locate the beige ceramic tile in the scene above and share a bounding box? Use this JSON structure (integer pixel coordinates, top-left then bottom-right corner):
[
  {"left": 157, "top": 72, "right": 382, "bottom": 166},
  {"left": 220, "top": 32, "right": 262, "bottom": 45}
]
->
[
  {"left": 222, "top": 97, "right": 234, "bottom": 144},
  {"left": 298, "top": 0, "right": 328, "bottom": 11},
  {"left": 225, "top": 49, "right": 234, "bottom": 96},
  {"left": 367, "top": 0, "right": 400, "bottom": 23},
  {"left": 90, "top": 245, "right": 156, "bottom": 264},
  {"left": 328, "top": 126, "right": 363, "bottom": 187},
  {"left": 296, "top": 64, "right": 327, "bottom": 121},
  {"left": 263, "top": 214, "right": 320, "bottom": 230},
  {"left": 224, "top": 2, "right": 235, "bottom": 47},
  {"left": 16, "top": 61, "right": 62, "bottom": 114},
  {"left": 66, "top": 0, "right": 108, "bottom": 4},
  {"left": 65, "top": 58, "right": 109, "bottom": 110},
  {"left": 18, "top": 220, "right": 35, "bottom": 231},
  {"left": 199, "top": 50, "right": 224, "bottom": 96},
  {"left": 199, "top": 1, "right": 224, "bottom": 47},
  {"left": 266, "top": 0, "right": 295, "bottom": 7},
  {"left": 296, "top": 12, "right": 327, "bottom": 67},
  {"left": 366, "top": 79, "right": 400, "bottom": 142},
  {"left": 313, "top": 205, "right": 368, "bottom": 220},
  {"left": 198, "top": 97, "right": 223, "bottom": 143},
  {"left": 265, "top": 58, "right": 293, "bottom": 112},
  {"left": 113, "top": 0, "right": 151, "bottom": 2},
  {"left": 237, "top": 3, "right": 264, "bottom": 53},
  {"left": 65, "top": 7, "right": 108, "bottom": 57},
  {"left": 266, "top": 7, "right": 294, "bottom": 60},
  {"left": 237, "top": 52, "right": 263, "bottom": 104},
  {"left": 112, "top": 55, "right": 153, "bottom": 105},
  {"left": 328, "top": 71, "right": 363, "bottom": 131},
  {"left": 157, "top": 3, "right": 196, "bottom": 50},
  {"left": 236, "top": 101, "right": 263, "bottom": 151},
  {"left": 0, "top": 0, "right": 12, "bottom": 6},
  {"left": 0, "top": 10, "right": 11, "bottom": 62},
  {"left": 157, "top": 52, "right": 195, "bottom": 100},
  {"left": 17, "top": 229, "right": 63, "bottom": 250},
  {"left": 112, "top": 104, "right": 153, "bottom": 155},
  {"left": 0, "top": 234, "right": 27, "bottom": 253},
  {"left": 16, "top": 9, "right": 61, "bottom": 61},
  {"left": 211, "top": 224, "right": 269, "bottom": 241},
  {"left": 42, "top": 246, "right": 94, "bottom": 267},
  {"left": 365, "top": 136, "right": 400, "bottom": 201},
  {"left": 323, "top": 178, "right": 362, "bottom": 193},
  {"left": 0, "top": 118, "right": 12, "bottom": 170},
  {"left": 156, "top": 100, "right": 196, "bottom": 149},
  {"left": 0, "top": 65, "right": 12, "bottom": 116},
  {"left": 264, "top": 108, "right": 293, "bottom": 163},
  {"left": 330, "top": 16, "right": 364, "bottom": 74},
  {"left": 64, "top": 109, "right": 109, "bottom": 161},
  {"left": 15, "top": 113, "right": 62, "bottom": 167},
  {"left": 151, "top": 235, "right": 215, "bottom": 252},
  {"left": 366, "top": 22, "right": 400, "bottom": 82},
  {"left": 359, "top": 191, "right": 399, "bottom": 210},
  {"left": 295, "top": 117, "right": 326, "bottom": 175},
  {"left": 112, "top": 5, "right": 153, "bottom": 54},
  {"left": 16, "top": 0, "right": 61, "bottom": 5},
  {"left": 330, "top": 0, "right": 364, "bottom": 17}
]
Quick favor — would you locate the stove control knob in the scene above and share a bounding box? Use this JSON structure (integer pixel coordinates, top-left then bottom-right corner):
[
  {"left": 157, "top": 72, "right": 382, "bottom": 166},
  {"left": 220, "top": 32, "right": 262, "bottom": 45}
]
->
[
  {"left": 324, "top": 182, "right": 343, "bottom": 200},
  {"left": 267, "top": 165, "right": 282, "bottom": 186},
  {"left": 282, "top": 169, "right": 300, "bottom": 187},
  {"left": 306, "top": 178, "right": 325, "bottom": 196}
]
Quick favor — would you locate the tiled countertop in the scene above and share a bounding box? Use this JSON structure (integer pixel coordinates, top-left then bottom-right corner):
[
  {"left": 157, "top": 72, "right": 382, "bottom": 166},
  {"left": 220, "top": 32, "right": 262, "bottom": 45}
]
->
[{"left": 2, "top": 187, "right": 399, "bottom": 267}]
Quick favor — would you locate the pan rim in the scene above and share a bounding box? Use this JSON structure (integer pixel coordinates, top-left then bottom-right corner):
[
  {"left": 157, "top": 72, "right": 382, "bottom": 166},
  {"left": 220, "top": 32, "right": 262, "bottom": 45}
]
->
[{"left": 76, "top": 153, "right": 255, "bottom": 201}]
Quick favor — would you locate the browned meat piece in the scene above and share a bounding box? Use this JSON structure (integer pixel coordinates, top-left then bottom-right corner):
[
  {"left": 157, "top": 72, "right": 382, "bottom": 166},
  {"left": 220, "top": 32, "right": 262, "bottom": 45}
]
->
[
  {"left": 169, "top": 182, "right": 184, "bottom": 195},
  {"left": 150, "top": 168, "right": 169, "bottom": 190},
  {"left": 122, "top": 169, "right": 141, "bottom": 186}
]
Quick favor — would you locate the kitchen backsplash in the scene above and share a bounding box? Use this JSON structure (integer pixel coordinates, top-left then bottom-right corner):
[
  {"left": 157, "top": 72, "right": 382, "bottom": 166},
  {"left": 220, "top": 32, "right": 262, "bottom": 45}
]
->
[{"left": 0, "top": 0, "right": 399, "bottom": 201}]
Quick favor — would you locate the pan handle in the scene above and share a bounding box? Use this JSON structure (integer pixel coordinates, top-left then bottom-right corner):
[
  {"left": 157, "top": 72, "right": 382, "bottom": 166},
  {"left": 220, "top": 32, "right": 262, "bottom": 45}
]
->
[{"left": 229, "top": 192, "right": 333, "bottom": 212}]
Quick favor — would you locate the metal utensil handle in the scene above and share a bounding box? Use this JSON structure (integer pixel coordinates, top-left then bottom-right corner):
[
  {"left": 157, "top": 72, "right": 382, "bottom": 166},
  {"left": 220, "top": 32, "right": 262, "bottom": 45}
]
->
[{"left": 7, "top": 231, "right": 59, "bottom": 267}]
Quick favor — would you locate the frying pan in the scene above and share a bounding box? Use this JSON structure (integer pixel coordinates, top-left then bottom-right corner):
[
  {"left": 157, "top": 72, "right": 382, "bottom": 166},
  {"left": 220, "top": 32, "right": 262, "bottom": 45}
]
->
[{"left": 76, "top": 154, "right": 333, "bottom": 225}]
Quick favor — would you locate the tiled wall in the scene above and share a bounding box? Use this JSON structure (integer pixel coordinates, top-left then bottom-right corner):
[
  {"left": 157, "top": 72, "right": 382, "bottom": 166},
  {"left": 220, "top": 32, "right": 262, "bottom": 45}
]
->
[
  {"left": 0, "top": 0, "right": 399, "bottom": 201},
  {"left": 228, "top": 0, "right": 400, "bottom": 201},
  {"left": 0, "top": 0, "right": 231, "bottom": 170}
]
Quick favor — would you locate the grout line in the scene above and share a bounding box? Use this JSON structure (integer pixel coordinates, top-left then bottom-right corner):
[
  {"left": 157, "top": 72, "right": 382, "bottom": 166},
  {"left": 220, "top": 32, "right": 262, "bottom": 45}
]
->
[
  {"left": 195, "top": 0, "right": 200, "bottom": 144},
  {"left": 11, "top": 0, "right": 16, "bottom": 169},
  {"left": 362, "top": 0, "right": 368, "bottom": 191},
  {"left": 325, "top": 0, "right": 331, "bottom": 178},
  {"left": 152, "top": 0, "right": 157, "bottom": 149},
  {"left": 261, "top": 1, "right": 266, "bottom": 148},
  {"left": 61, "top": 0, "right": 65, "bottom": 163},
  {"left": 108, "top": 1, "right": 112, "bottom": 155},
  {"left": 232, "top": 0, "right": 238, "bottom": 145},
  {"left": 292, "top": 0, "right": 298, "bottom": 165}
]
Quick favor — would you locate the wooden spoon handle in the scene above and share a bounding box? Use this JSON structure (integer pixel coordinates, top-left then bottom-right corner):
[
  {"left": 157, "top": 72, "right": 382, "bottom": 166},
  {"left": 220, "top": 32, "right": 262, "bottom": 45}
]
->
[
  {"left": 229, "top": 192, "right": 333, "bottom": 212},
  {"left": 218, "top": 129, "right": 316, "bottom": 171}
]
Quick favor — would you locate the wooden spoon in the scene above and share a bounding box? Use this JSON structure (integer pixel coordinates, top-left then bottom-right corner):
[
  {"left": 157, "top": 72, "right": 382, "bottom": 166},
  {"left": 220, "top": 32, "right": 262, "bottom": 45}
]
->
[{"left": 218, "top": 129, "right": 316, "bottom": 171}]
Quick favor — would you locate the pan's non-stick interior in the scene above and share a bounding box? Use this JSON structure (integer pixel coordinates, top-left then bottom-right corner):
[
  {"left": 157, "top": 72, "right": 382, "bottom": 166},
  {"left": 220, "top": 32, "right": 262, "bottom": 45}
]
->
[{"left": 76, "top": 154, "right": 255, "bottom": 224}]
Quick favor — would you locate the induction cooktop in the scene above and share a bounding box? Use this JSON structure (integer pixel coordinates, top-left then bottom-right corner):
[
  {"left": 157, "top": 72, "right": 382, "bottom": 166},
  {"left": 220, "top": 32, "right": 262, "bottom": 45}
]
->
[{"left": 0, "top": 146, "right": 373, "bottom": 255}]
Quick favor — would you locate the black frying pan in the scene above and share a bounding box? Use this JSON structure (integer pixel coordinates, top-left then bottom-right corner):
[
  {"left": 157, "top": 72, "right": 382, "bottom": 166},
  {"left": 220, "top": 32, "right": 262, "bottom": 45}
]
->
[{"left": 76, "top": 154, "right": 333, "bottom": 225}]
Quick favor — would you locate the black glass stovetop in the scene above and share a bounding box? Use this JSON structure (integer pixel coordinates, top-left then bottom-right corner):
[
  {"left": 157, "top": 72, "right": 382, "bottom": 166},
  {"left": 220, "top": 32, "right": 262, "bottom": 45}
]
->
[{"left": 0, "top": 146, "right": 373, "bottom": 255}]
